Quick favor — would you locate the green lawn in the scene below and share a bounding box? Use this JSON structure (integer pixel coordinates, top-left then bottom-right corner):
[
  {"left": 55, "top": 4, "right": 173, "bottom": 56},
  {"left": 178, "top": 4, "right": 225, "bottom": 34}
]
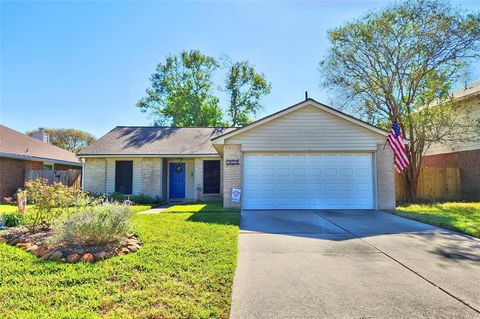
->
[
  {"left": 392, "top": 202, "right": 480, "bottom": 238},
  {"left": 0, "top": 204, "right": 153, "bottom": 216},
  {"left": 0, "top": 204, "right": 33, "bottom": 214},
  {"left": 0, "top": 208, "right": 240, "bottom": 318},
  {"left": 163, "top": 202, "right": 238, "bottom": 214}
]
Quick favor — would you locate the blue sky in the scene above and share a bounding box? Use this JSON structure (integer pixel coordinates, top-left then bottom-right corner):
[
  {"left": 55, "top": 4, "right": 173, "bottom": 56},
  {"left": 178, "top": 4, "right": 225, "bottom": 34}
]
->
[{"left": 1, "top": 1, "right": 479, "bottom": 137}]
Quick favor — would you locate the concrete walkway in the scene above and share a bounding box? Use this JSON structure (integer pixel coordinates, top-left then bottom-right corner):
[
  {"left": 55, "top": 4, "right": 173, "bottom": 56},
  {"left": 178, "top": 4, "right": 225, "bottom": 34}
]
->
[
  {"left": 230, "top": 210, "right": 480, "bottom": 319},
  {"left": 136, "top": 204, "right": 173, "bottom": 214}
]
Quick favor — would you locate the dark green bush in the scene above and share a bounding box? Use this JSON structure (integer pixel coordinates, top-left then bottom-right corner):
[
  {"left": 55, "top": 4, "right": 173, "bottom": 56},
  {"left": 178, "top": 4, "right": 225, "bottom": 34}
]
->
[
  {"left": 130, "top": 193, "right": 159, "bottom": 205},
  {"left": 4, "top": 214, "right": 22, "bottom": 227},
  {"left": 108, "top": 192, "right": 126, "bottom": 202}
]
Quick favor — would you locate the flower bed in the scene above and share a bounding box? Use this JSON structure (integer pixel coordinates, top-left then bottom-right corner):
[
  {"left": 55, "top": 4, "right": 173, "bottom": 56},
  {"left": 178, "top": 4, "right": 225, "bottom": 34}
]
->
[
  {"left": 0, "top": 228, "right": 140, "bottom": 263},
  {"left": 0, "top": 178, "right": 142, "bottom": 263}
]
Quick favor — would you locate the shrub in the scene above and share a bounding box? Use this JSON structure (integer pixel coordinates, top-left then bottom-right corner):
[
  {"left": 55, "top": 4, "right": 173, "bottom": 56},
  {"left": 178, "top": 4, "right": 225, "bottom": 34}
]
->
[
  {"left": 108, "top": 192, "right": 126, "bottom": 202},
  {"left": 130, "top": 193, "right": 158, "bottom": 205},
  {"left": 3, "top": 213, "right": 23, "bottom": 227},
  {"left": 57, "top": 202, "right": 133, "bottom": 247},
  {"left": 21, "top": 178, "right": 87, "bottom": 232}
]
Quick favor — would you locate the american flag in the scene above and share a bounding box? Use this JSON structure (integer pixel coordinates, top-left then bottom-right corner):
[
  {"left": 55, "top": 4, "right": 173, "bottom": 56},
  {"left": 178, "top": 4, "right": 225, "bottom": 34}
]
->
[{"left": 387, "top": 121, "right": 410, "bottom": 173}]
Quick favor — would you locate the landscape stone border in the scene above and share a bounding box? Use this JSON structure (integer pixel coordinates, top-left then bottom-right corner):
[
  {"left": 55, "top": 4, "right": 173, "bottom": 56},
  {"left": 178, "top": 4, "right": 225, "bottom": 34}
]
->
[{"left": 0, "top": 230, "right": 141, "bottom": 263}]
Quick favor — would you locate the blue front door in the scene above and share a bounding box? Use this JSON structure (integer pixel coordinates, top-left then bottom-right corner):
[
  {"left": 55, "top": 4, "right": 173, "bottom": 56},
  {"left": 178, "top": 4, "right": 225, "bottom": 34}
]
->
[{"left": 169, "top": 162, "right": 186, "bottom": 199}]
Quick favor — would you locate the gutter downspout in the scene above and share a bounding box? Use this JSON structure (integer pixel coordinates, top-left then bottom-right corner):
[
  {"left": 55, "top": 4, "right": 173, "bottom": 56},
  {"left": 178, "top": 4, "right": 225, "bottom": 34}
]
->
[{"left": 80, "top": 158, "right": 85, "bottom": 191}]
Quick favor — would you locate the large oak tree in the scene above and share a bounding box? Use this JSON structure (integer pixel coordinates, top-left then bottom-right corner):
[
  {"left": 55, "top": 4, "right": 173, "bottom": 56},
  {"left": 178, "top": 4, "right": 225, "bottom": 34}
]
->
[
  {"left": 27, "top": 128, "right": 96, "bottom": 153},
  {"left": 319, "top": 0, "right": 480, "bottom": 200},
  {"left": 137, "top": 50, "right": 223, "bottom": 126}
]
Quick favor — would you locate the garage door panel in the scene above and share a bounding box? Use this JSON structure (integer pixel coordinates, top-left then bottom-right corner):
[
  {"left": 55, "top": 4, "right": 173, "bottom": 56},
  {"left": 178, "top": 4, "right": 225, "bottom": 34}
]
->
[{"left": 243, "top": 153, "right": 375, "bottom": 209}]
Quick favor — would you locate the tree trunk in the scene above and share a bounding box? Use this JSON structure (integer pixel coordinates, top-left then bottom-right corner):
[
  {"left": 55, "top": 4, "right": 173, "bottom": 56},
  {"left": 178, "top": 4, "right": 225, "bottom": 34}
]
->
[{"left": 404, "top": 163, "right": 420, "bottom": 202}]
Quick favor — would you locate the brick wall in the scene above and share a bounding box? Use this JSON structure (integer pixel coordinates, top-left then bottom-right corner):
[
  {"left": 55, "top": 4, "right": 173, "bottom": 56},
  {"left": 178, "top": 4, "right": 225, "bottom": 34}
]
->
[
  {"left": 141, "top": 158, "right": 162, "bottom": 198},
  {"left": 0, "top": 158, "right": 26, "bottom": 199},
  {"left": 83, "top": 158, "right": 106, "bottom": 194},
  {"left": 423, "top": 149, "right": 480, "bottom": 200},
  {"left": 25, "top": 160, "right": 44, "bottom": 170},
  {"left": 376, "top": 144, "right": 396, "bottom": 210},
  {"left": 223, "top": 144, "right": 242, "bottom": 209}
]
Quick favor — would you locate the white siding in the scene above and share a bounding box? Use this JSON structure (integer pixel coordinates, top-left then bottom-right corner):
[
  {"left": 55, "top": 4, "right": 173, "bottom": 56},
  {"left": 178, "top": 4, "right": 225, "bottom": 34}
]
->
[
  {"left": 133, "top": 159, "right": 142, "bottom": 194},
  {"left": 226, "top": 105, "right": 385, "bottom": 151},
  {"left": 186, "top": 159, "right": 195, "bottom": 200},
  {"left": 427, "top": 97, "right": 480, "bottom": 155},
  {"left": 194, "top": 158, "right": 203, "bottom": 200}
]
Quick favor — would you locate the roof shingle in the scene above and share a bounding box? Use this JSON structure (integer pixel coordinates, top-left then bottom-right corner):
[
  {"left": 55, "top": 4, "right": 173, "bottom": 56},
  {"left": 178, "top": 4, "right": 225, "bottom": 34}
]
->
[
  {"left": 78, "top": 126, "right": 235, "bottom": 156},
  {"left": 0, "top": 125, "right": 80, "bottom": 164},
  {"left": 453, "top": 81, "right": 480, "bottom": 100}
]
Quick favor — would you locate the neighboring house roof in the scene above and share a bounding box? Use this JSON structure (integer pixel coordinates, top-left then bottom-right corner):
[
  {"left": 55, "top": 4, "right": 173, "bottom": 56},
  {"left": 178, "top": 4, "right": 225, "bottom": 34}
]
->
[
  {"left": 78, "top": 126, "right": 236, "bottom": 157},
  {"left": 452, "top": 81, "right": 480, "bottom": 101},
  {"left": 212, "top": 98, "right": 391, "bottom": 144},
  {"left": 0, "top": 125, "right": 81, "bottom": 166}
]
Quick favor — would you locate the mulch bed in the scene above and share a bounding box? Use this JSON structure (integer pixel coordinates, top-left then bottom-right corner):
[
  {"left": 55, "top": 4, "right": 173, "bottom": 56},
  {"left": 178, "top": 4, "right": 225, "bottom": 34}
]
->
[{"left": 0, "top": 227, "right": 141, "bottom": 263}]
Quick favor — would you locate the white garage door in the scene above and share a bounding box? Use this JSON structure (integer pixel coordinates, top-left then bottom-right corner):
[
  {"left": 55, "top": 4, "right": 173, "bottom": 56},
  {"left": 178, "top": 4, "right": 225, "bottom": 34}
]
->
[{"left": 243, "top": 153, "right": 375, "bottom": 209}]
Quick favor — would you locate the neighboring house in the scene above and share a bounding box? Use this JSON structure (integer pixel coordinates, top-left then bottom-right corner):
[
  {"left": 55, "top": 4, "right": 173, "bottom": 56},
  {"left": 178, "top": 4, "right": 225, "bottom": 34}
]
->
[
  {"left": 79, "top": 99, "right": 396, "bottom": 210},
  {"left": 0, "top": 125, "right": 82, "bottom": 198},
  {"left": 424, "top": 82, "right": 480, "bottom": 200}
]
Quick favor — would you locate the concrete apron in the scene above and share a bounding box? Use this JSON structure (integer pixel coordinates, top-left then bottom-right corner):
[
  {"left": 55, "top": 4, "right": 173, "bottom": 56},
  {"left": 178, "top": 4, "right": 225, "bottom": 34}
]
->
[{"left": 230, "top": 210, "right": 480, "bottom": 319}]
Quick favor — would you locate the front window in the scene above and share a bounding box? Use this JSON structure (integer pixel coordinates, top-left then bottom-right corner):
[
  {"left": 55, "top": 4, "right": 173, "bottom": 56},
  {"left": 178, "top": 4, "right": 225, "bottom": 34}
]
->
[
  {"left": 115, "top": 161, "right": 133, "bottom": 194},
  {"left": 43, "top": 164, "right": 53, "bottom": 171},
  {"left": 203, "top": 160, "right": 220, "bottom": 194}
]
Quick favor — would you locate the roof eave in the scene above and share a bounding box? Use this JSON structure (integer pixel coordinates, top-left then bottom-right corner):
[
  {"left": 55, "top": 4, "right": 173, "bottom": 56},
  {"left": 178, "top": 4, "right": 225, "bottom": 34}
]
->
[
  {"left": 77, "top": 153, "right": 221, "bottom": 158},
  {"left": 0, "top": 153, "right": 81, "bottom": 166},
  {"left": 212, "top": 98, "right": 389, "bottom": 144}
]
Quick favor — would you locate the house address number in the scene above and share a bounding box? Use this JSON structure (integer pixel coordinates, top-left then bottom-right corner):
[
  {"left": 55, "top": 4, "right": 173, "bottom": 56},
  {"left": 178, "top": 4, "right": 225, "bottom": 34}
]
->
[{"left": 226, "top": 159, "right": 240, "bottom": 166}]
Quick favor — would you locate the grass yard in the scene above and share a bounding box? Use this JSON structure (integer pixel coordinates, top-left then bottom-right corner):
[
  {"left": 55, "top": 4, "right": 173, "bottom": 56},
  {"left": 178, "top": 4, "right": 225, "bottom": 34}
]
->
[
  {"left": 0, "top": 208, "right": 240, "bottom": 318},
  {"left": 392, "top": 202, "right": 480, "bottom": 238},
  {"left": 0, "top": 204, "right": 33, "bottom": 214},
  {"left": 163, "top": 202, "right": 238, "bottom": 214},
  {"left": 0, "top": 204, "right": 153, "bottom": 216}
]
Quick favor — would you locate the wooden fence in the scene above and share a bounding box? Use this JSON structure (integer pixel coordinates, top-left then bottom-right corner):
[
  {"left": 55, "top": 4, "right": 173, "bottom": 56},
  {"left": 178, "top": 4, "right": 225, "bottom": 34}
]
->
[
  {"left": 25, "top": 169, "right": 82, "bottom": 189},
  {"left": 395, "top": 167, "right": 460, "bottom": 202}
]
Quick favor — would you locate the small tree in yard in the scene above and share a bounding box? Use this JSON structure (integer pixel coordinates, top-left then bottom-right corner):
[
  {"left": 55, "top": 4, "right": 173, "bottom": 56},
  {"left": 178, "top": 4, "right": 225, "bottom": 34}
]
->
[
  {"left": 21, "top": 178, "right": 86, "bottom": 232},
  {"left": 319, "top": 0, "right": 480, "bottom": 201}
]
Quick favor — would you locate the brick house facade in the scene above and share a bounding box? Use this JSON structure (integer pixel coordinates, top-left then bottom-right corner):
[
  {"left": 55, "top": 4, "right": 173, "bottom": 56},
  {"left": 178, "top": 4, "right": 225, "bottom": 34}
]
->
[
  {"left": 0, "top": 158, "right": 26, "bottom": 199},
  {"left": 0, "top": 158, "right": 83, "bottom": 199},
  {"left": 0, "top": 125, "right": 82, "bottom": 200},
  {"left": 423, "top": 81, "right": 480, "bottom": 201}
]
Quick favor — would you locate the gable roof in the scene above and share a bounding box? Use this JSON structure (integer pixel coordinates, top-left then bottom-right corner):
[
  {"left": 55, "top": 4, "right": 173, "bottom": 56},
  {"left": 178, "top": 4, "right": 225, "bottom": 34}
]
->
[
  {"left": 452, "top": 81, "right": 480, "bottom": 101},
  {"left": 0, "top": 125, "right": 81, "bottom": 165},
  {"left": 212, "top": 98, "right": 389, "bottom": 144},
  {"left": 78, "top": 126, "right": 236, "bottom": 157}
]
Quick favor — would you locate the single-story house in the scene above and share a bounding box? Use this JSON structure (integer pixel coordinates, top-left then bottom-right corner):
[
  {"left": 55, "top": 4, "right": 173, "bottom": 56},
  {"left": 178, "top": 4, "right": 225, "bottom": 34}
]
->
[
  {"left": 79, "top": 99, "right": 396, "bottom": 210},
  {"left": 0, "top": 125, "right": 82, "bottom": 199},
  {"left": 424, "top": 81, "right": 480, "bottom": 200},
  {"left": 79, "top": 99, "right": 395, "bottom": 209}
]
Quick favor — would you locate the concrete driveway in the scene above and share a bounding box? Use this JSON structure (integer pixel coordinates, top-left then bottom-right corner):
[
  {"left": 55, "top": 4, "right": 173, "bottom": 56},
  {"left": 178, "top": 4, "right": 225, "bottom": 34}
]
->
[{"left": 230, "top": 210, "right": 480, "bottom": 319}]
